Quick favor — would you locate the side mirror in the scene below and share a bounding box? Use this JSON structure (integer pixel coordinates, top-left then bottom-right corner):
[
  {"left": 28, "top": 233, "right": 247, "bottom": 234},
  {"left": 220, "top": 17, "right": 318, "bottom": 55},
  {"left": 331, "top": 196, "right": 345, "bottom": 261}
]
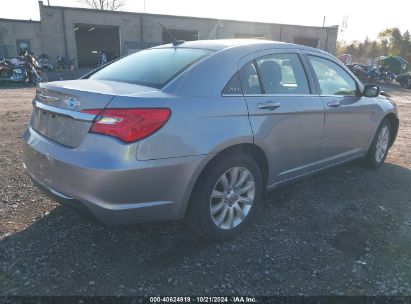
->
[{"left": 363, "top": 84, "right": 381, "bottom": 97}]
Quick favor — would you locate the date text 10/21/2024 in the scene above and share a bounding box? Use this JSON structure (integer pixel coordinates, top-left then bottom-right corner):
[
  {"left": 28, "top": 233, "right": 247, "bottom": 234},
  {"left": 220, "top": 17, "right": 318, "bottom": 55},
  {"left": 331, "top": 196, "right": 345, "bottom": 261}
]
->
[{"left": 149, "top": 296, "right": 257, "bottom": 303}]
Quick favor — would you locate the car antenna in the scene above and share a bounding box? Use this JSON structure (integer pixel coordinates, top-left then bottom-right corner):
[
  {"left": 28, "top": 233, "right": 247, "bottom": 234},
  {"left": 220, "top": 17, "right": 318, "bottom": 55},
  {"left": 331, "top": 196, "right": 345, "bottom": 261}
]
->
[{"left": 159, "top": 23, "right": 185, "bottom": 46}]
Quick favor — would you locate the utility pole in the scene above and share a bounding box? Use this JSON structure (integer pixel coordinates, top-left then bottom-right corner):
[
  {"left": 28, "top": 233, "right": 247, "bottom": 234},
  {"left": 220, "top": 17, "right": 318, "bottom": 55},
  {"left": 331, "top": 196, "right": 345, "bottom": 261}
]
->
[
  {"left": 321, "top": 16, "right": 327, "bottom": 51},
  {"left": 141, "top": 0, "right": 146, "bottom": 44},
  {"left": 47, "top": 0, "right": 50, "bottom": 6},
  {"left": 340, "top": 16, "right": 348, "bottom": 40}
]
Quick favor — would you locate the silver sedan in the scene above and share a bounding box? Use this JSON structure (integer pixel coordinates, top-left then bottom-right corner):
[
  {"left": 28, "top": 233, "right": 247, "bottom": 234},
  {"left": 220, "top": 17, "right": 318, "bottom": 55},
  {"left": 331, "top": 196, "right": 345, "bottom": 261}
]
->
[{"left": 23, "top": 39, "right": 399, "bottom": 240}]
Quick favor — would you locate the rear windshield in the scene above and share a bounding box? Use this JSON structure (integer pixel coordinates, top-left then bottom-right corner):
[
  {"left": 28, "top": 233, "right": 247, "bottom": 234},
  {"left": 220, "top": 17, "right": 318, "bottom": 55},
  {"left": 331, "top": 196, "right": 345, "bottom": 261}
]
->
[{"left": 89, "top": 48, "right": 214, "bottom": 88}]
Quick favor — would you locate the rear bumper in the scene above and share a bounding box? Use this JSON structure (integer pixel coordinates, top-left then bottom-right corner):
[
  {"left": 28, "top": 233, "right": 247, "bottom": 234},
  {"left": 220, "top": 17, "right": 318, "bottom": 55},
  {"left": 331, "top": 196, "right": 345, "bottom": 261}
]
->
[
  {"left": 22, "top": 127, "right": 206, "bottom": 225},
  {"left": 28, "top": 174, "right": 99, "bottom": 222}
]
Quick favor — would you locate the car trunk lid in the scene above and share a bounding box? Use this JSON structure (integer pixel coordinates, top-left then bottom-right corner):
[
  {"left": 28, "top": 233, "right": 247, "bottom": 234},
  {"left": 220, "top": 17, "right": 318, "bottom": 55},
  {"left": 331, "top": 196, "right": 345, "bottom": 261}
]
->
[{"left": 31, "top": 79, "right": 159, "bottom": 148}]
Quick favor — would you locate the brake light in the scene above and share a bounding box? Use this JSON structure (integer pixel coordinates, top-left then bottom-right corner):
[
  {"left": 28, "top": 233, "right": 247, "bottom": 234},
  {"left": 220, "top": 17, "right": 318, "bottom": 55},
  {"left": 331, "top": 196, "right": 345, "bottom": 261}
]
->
[{"left": 82, "top": 108, "right": 171, "bottom": 143}]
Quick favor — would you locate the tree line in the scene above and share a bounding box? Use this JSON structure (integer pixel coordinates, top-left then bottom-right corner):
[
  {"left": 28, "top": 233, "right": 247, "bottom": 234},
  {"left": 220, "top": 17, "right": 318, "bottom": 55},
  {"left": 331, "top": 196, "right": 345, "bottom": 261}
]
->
[
  {"left": 337, "top": 28, "right": 411, "bottom": 64},
  {"left": 77, "top": 0, "right": 125, "bottom": 11}
]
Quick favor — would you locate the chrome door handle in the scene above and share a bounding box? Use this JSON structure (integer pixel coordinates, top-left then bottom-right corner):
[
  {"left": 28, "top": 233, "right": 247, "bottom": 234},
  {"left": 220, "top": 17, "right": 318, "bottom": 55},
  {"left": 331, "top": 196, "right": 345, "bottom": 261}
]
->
[
  {"left": 327, "top": 100, "right": 341, "bottom": 108},
  {"left": 257, "top": 101, "right": 281, "bottom": 110}
]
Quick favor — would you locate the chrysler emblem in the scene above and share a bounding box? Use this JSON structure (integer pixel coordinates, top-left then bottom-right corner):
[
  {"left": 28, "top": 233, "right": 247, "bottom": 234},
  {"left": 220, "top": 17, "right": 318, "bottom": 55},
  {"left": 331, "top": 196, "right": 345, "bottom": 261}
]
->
[{"left": 64, "top": 97, "right": 80, "bottom": 110}]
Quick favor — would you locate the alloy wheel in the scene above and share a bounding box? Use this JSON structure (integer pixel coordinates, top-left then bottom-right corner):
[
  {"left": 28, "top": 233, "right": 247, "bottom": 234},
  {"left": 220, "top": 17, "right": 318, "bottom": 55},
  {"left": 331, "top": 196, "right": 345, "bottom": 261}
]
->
[
  {"left": 375, "top": 125, "right": 389, "bottom": 162},
  {"left": 209, "top": 167, "right": 255, "bottom": 230}
]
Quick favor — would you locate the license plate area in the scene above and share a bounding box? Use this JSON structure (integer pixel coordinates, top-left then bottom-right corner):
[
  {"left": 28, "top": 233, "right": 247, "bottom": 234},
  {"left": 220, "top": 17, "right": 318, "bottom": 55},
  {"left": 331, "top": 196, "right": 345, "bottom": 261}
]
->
[{"left": 31, "top": 106, "right": 91, "bottom": 148}]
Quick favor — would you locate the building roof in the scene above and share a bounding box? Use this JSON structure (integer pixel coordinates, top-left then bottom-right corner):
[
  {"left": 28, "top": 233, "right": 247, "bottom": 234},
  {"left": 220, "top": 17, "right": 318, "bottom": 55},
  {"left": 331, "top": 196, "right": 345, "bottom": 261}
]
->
[
  {"left": 0, "top": 18, "right": 40, "bottom": 23},
  {"left": 36, "top": 1, "right": 338, "bottom": 30}
]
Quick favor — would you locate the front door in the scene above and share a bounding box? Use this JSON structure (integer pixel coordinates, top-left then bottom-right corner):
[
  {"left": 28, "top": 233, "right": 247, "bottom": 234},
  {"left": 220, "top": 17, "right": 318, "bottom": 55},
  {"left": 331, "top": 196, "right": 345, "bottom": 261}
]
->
[
  {"left": 306, "top": 54, "right": 376, "bottom": 165},
  {"left": 239, "top": 51, "right": 325, "bottom": 186}
]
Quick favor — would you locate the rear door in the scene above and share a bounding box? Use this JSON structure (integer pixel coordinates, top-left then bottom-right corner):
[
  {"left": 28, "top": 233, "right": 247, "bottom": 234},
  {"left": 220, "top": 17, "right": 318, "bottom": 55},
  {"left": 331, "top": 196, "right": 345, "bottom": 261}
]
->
[
  {"left": 239, "top": 50, "right": 325, "bottom": 186},
  {"left": 305, "top": 54, "right": 375, "bottom": 165}
]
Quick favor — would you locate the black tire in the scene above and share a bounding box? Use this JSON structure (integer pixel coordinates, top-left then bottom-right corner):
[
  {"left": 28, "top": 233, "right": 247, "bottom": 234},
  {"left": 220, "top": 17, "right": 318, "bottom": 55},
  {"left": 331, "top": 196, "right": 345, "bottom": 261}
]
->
[
  {"left": 399, "top": 79, "right": 410, "bottom": 88},
  {"left": 385, "top": 75, "right": 393, "bottom": 83},
  {"left": 187, "top": 153, "right": 263, "bottom": 241},
  {"left": 365, "top": 119, "right": 392, "bottom": 168},
  {"left": 32, "top": 71, "right": 48, "bottom": 85}
]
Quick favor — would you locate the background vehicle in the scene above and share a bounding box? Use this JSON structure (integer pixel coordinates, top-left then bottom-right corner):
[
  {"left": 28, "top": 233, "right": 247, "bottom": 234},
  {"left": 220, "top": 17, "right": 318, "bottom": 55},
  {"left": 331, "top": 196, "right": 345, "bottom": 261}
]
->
[
  {"left": 347, "top": 64, "right": 368, "bottom": 82},
  {"left": 36, "top": 54, "right": 54, "bottom": 70},
  {"left": 56, "top": 56, "right": 75, "bottom": 70},
  {"left": 337, "top": 53, "right": 352, "bottom": 65},
  {"left": 23, "top": 40, "right": 399, "bottom": 240},
  {"left": 376, "top": 55, "right": 409, "bottom": 76},
  {"left": 366, "top": 66, "right": 380, "bottom": 83},
  {"left": 347, "top": 64, "right": 396, "bottom": 84},
  {"left": 396, "top": 73, "right": 411, "bottom": 88},
  {"left": 379, "top": 66, "right": 397, "bottom": 83},
  {"left": 0, "top": 51, "right": 48, "bottom": 84}
]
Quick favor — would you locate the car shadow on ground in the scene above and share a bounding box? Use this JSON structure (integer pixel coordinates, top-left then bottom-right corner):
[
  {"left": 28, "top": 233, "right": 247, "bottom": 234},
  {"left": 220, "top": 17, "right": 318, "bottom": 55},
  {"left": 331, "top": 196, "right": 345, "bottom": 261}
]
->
[{"left": 1, "top": 161, "right": 411, "bottom": 295}]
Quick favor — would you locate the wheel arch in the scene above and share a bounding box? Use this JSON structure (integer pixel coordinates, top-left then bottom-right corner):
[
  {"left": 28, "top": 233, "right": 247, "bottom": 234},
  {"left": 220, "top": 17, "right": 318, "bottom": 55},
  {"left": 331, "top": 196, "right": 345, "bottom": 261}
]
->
[
  {"left": 383, "top": 112, "right": 399, "bottom": 148},
  {"left": 183, "top": 143, "right": 269, "bottom": 217}
]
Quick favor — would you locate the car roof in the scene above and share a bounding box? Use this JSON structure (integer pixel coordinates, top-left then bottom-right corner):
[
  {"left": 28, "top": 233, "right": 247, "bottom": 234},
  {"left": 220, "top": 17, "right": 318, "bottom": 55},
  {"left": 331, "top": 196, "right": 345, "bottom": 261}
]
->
[
  {"left": 154, "top": 39, "right": 328, "bottom": 55},
  {"left": 157, "top": 39, "right": 338, "bottom": 96}
]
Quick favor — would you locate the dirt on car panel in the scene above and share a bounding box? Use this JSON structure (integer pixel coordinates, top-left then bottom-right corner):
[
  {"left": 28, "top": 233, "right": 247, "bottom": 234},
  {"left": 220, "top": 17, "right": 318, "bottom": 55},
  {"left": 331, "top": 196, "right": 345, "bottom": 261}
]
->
[{"left": 0, "top": 84, "right": 411, "bottom": 295}]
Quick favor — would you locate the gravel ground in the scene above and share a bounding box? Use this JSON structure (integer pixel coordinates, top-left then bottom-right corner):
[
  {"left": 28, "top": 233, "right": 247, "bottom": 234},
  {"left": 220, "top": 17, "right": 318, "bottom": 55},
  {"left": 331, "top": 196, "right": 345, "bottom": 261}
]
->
[{"left": 0, "top": 82, "right": 410, "bottom": 296}]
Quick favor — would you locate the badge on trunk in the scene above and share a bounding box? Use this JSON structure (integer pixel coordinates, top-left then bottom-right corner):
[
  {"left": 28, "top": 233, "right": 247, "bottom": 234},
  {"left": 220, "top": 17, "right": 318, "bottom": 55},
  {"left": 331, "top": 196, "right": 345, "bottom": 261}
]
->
[{"left": 64, "top": 97, "right": 80, "bottom": 110}]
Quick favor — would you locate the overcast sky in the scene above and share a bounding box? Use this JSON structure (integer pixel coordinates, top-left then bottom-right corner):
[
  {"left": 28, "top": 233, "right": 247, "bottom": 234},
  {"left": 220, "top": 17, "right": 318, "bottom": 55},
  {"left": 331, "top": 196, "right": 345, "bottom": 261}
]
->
[{"left": 1, "top": 0, "right": 410, "bottom": 42}]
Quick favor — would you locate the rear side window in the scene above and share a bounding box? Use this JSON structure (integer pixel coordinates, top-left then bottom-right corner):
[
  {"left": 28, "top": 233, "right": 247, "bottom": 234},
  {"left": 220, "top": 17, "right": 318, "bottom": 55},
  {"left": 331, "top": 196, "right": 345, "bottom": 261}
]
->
[
  {"left": 255, "top": 53, "right": 310, "bottom": 94},
  {"left": 90, "top": 48, "right": 214, "bottom": 89},
  {"left": 239, "top": 62, "right": 262, "bottom": 94},
  {"left": 222, "top": 72, "right": 243, "bottom": 95},
  {"left": 308, "top": 55, "right": 357, "bottom": 96}
]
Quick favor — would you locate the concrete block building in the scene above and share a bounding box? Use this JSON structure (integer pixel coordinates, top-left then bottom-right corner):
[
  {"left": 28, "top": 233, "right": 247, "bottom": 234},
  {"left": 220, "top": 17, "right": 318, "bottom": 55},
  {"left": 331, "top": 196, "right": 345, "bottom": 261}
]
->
[{"left": 0, "top": 1, "right": 338, "bottom": 67}]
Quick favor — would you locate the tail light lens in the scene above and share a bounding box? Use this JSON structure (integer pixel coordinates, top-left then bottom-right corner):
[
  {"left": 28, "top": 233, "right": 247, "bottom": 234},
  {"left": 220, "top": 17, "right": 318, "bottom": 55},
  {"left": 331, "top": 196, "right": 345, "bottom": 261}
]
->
[{"left": 82, "top": 108, "right": 171, "bottom": 143}]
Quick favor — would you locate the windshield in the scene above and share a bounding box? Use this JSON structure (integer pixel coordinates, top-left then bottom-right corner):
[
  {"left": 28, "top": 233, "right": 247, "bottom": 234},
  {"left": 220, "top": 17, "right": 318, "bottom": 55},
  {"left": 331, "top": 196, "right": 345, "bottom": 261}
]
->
[{"left": 89, "top": 48, "right": 214, "bottom": 88}]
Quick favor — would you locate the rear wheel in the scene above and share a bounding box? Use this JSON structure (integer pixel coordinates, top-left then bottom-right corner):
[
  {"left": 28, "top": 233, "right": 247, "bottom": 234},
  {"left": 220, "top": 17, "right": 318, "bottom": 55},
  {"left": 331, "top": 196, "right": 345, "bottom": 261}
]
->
[
  {"left": 399, "top": 78, "right": 410, "bottom": 88},
  {"left": 365, "top": 119, "right": 391, "bottom": 168},
  {"left": 187, "top": 153, "right": 263, "bottom": 240}
]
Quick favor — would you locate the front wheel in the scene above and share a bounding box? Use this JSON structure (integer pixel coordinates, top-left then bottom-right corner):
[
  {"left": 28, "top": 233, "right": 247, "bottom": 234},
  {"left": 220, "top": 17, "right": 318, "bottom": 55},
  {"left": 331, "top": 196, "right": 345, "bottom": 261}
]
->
[
  {"left": 32, "top": 71, "right": 48, "bottom": 85},
  {"left": 365, "top": 119, "right": 391, "bottom": 168},
  {"left": 187, "top": 153, "right": 263, "bottom": 240},
  {"left": 385, "top": 75, "right": 394, "bottom": 83}
]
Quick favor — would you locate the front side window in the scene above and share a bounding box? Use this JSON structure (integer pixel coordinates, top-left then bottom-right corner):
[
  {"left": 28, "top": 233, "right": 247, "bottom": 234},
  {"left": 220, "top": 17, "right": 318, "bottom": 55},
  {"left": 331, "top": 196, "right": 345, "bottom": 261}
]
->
[
  {"left": 308, "top": 55, "right": 357, "bottom": 96},
  {"left": 255, "top": 53, "right": 310, "bottom": 95},
  {"left": 90, "top": 48, "right": 214, "bottom": 89}
]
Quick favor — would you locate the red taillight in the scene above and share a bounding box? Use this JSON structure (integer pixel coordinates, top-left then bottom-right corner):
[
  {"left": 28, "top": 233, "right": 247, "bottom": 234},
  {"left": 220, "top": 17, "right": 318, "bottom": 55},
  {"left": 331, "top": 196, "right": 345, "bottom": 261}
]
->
[{"left": 82, "top": 108, "right": 171, "bottom": 143}]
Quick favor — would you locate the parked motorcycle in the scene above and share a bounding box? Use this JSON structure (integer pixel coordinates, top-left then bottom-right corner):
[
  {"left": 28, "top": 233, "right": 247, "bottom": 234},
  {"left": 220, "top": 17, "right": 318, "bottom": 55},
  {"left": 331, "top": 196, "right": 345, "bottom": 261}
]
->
[
  {"left": 36, "top": 54, "right": 54, "bottom": 70},
  {"left": 378, "top": 66, "right": 397, "bottom": 83},
  {"left": 363, "top": 66, "right": 381, "bottom": 84},
  {"left": 347, "top": 64, "right": 368, "bottom": 83},
  {"left": 0, "top": 51, "right": 48, "bottom": 85},
  {"left": 56, "top": 56, "right": 75, "bottom": 70},
  {"left": 396, "top": 74, "right": 411, "bottom": 89}
]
